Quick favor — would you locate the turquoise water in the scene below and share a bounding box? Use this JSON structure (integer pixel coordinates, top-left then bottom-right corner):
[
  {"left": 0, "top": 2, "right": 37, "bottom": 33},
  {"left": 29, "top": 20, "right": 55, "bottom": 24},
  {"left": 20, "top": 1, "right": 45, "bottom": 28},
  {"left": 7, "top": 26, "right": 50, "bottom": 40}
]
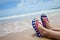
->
[{"left": 0, "top": 0, "right": 60, "bottom": 18}]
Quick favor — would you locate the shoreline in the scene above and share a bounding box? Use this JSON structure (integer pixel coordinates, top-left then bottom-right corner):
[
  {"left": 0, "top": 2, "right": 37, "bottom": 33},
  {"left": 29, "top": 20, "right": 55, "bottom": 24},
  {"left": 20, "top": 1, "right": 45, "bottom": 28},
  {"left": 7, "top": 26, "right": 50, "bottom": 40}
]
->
[{"left": 0, "top": 9, "right": 60, "bottom": 40}]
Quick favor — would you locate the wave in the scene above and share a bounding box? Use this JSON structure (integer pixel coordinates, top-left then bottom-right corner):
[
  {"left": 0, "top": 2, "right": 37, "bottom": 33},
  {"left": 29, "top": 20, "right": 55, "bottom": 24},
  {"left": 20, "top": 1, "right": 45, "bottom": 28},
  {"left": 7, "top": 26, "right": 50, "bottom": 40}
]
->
[{"left": 0, "top": 9, "right": 60, "bottom": 21}]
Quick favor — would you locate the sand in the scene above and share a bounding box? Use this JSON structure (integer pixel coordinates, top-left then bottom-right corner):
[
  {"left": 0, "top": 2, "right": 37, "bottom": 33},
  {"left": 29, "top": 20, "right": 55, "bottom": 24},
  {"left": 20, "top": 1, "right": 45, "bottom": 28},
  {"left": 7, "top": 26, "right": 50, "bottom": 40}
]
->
[
  {"left": 0, "top": 9, "right": 60, "bottom": 40},
  {"left": 0, "top": 28, "right": 51, "bottom": 40}
]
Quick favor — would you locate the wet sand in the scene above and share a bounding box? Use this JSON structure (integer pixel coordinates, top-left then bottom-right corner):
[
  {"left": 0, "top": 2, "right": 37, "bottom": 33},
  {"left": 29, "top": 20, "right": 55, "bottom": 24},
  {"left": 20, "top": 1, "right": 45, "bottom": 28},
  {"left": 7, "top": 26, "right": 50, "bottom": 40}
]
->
[
  {"left": 0, "top": 28, "right": 51, "bottom": 40},
  {"left": 0, "top": 9, "right": 60, "bottom": 40}
]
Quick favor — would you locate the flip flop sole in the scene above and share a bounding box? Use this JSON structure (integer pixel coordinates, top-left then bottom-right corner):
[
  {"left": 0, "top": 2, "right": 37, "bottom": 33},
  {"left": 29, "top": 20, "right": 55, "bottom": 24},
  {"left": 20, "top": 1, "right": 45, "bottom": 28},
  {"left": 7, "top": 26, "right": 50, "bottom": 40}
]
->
[
  {"left": 32, "top": 18, "right": 41, "bottom": 37},
  {"left": 41, "top": 14, "right": 49, "bottom": 27}
]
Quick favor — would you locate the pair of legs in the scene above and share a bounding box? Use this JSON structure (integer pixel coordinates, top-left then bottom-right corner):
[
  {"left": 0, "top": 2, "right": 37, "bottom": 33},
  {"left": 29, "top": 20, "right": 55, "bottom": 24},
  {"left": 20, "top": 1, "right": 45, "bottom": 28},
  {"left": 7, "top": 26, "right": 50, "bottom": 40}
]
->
[{"left": 35, "top": 19, "right": 60, "bottom": 40}]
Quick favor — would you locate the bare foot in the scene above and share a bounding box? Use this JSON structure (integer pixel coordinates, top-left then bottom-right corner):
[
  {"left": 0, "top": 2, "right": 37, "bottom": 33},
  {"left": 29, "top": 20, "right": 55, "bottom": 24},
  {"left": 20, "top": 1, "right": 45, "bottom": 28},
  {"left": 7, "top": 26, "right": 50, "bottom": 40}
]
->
[
  {"left": 43, "top": 18, "right": 53, "bottom": 30},
  {"left": 35, "top": 20, "right": 47, "bottom": 36}
]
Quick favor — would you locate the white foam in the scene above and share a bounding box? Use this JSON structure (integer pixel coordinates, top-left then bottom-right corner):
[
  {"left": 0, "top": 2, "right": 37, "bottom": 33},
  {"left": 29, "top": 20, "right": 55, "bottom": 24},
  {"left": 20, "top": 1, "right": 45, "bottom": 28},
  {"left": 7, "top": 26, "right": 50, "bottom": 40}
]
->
[
  {"left": 0, "top": 26, "right": 32, "bottom": 37},
  {"left": 0, "top": 9, "right": 60, "bottom": 20},
  {"left": 0, "top": 20, "right": 32, "bottom": 37}
]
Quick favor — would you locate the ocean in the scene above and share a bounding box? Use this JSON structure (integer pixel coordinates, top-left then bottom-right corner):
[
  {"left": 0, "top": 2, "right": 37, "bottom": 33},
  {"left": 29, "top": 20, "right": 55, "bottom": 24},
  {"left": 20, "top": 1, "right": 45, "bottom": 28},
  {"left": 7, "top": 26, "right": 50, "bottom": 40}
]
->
[{"left": 0, "top": 0, "right": 60, "bottom": 18}]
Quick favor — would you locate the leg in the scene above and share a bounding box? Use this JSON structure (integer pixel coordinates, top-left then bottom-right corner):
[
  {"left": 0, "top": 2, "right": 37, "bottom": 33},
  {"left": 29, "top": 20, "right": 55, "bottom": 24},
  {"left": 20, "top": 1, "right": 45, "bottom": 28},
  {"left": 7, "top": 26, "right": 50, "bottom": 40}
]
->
[
  {"left": 44, "top": 28, "right": 60, "bottom": 40},
  {"left": 45, "top": 20, "right": 60, "bottom": 31},
  {"left": 37, "top": 22, "right": 60, "bottom": 40},
  {"left": 51, "top": 27, "right": 60, "bottom": 31}
]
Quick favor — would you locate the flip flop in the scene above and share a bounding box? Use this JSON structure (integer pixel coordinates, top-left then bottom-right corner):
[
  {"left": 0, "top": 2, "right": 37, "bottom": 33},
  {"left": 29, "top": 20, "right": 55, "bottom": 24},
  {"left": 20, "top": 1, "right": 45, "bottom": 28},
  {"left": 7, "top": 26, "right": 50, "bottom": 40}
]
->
[
  {"left": 41, "top": 14, "right": 49, "bottom": 28},
  {"left": 32, "top": 18, "right": 41, "bottom": 37}
]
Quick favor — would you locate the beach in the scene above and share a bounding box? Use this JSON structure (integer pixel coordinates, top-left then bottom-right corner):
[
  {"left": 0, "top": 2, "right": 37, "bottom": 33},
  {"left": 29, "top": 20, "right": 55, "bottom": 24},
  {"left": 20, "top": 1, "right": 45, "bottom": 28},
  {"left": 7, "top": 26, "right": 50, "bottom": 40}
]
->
[{"left": 0, "top": 9, "right": 60, "bottom": 40}]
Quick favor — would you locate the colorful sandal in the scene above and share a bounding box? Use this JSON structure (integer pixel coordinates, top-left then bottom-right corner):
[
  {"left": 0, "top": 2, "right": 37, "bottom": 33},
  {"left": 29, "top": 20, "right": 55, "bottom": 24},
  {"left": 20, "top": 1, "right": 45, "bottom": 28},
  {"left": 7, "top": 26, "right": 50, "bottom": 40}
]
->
[
  {"left": 41, "top": 14, "right": 49, "bottom": 28},
  {"left": 32, "top": 18, "right": 41, "bottom": 37}
]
